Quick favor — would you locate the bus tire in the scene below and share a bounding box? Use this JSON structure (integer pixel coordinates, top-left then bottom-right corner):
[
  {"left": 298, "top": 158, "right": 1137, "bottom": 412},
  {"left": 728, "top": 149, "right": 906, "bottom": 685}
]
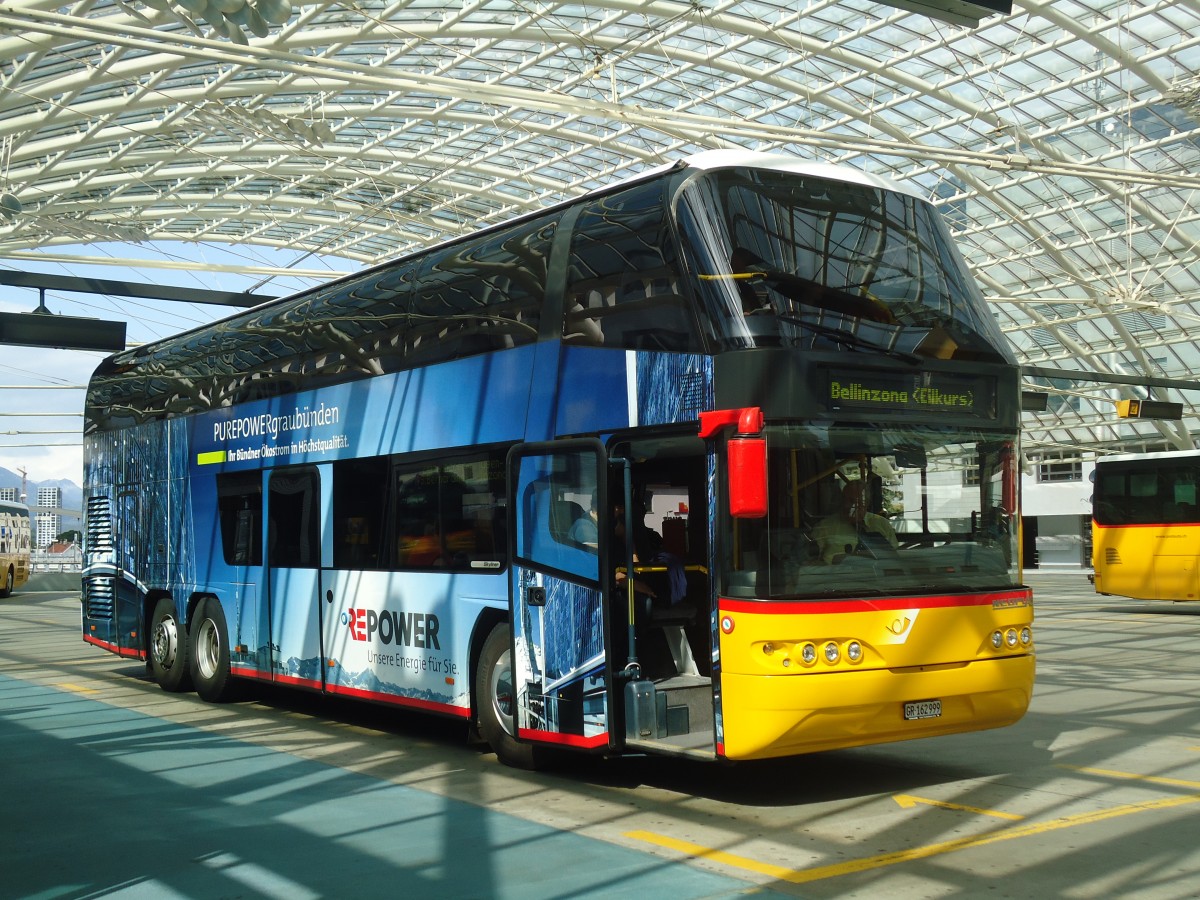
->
[
  {"left": 191, "top": 597, "right": 234, "bottom": 703},
  {"left": 476, "top": 623, "right": 540, "bottom": 770},
  {"left": 149, "top": 597, "right": 191, "bottom": 692},
  {"left": 0, "top": 566, "right": 13, "bottom": 598}
]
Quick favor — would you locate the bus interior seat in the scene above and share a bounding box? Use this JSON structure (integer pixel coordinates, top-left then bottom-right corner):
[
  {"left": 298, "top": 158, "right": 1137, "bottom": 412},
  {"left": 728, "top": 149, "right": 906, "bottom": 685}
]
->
[{"left": 551, "top": 499, "right": 586, "bottom": 544}]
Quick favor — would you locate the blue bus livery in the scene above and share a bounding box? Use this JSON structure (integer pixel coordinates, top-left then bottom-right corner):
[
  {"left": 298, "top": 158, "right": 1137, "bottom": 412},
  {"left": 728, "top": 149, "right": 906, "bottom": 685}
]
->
[{"left": 83, "top": 150, "right": 1034, "bottom": 767}]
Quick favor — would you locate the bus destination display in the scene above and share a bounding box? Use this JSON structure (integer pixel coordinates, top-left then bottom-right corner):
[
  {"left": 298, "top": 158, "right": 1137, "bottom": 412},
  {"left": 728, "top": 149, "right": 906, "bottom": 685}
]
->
[{"left": 823, "top": 367, "right": 996, "bottom": 418}]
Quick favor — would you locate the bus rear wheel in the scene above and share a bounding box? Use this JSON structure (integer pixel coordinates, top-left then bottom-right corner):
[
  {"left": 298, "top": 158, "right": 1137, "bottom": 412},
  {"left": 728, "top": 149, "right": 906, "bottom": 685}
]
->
[
  {"left": 191, "top": 597, "right": 234, "bottom": 703},
  {"left": 149, "top": 597, "right": 191, "bottom": 692},
  {"left": 476, "top": 624, "right": 541, "bottom": 770}
]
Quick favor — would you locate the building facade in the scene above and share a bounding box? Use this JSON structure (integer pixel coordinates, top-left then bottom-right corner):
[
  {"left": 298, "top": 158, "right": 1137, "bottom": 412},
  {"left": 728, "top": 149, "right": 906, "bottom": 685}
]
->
[{"left": 35, "top": 486, "right": 61, "bottom": 549}]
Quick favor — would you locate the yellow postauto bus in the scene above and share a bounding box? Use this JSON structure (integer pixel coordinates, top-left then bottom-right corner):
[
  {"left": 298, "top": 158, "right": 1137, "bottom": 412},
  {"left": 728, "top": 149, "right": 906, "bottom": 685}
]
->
[{"left": 1093, "top": 449, "right": 1200, "bottom": 602}]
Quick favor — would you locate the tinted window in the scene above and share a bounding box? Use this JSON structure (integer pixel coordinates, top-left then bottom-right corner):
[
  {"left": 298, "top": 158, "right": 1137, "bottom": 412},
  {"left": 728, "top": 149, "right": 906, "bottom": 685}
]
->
[
  {"left": 407, "top": 218, "right": 554, "bottom": 365},
  {"left": 269, "top": 468, "right": 320, "bottom": 568},
  {"left": 333, "top": 456, "right": 390, "bottom": 569},
  {"left": 217, "top": 472, "right": 262, "bottom": 566},
  {"left": 564, "top": 180, "right": 701, "bottom": 352},
  {"left": 1094, "top": 462, "right": 1200, "bottom": 525},
  {"left": 392, "top": 452, "right": 507, "bottom": 571}
]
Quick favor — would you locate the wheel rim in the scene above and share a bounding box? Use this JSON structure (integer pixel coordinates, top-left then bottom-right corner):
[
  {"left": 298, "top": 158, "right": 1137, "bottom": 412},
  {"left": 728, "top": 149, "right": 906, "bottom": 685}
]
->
[
  {"left": 152, "top": 613, "right": 178, "bottom": 669},
  {"left": 195, "top": 617, "right": 219, "bottom": 680},
  {"left": 488, "top": 647, "right": 516, "bottom": 737},
  {"left": 4, "top": 569, "right": 12, "bottom": 593}
]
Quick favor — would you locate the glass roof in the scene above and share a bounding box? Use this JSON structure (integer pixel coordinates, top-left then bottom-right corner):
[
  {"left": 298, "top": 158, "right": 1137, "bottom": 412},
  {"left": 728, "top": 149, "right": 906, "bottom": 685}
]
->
[{"left": 1, "top": 0, "right": 1199, "bottom": 460}]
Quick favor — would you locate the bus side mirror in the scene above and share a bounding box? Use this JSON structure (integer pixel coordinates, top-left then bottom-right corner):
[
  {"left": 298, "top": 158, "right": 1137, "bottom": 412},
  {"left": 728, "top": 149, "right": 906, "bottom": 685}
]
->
[
  {"left": 728, "top": 436, "right": 767, "bottom": 518},
  {"left": 699, "top": 406, "right": 768, "bottom": 518}
]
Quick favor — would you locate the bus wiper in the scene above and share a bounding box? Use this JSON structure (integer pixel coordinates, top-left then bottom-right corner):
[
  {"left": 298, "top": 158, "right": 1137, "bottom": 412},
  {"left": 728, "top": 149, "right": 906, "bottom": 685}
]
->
[
  {"left": 747, "top": 267, "right": 897, "bottom": 325},
  {"left": 775, "top": 313, "right": 920, "bottom": 365}
]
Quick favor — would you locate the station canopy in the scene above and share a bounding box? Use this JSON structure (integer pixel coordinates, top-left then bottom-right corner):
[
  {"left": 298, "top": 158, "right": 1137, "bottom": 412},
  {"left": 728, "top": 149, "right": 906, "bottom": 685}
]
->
[{"left": 1, "top": 0, "right": 1198, "bottom": 461}]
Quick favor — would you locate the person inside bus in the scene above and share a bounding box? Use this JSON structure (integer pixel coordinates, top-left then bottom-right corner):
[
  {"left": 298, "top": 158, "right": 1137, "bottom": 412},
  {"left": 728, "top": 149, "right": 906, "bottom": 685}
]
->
[
  {"left": 613, "top": 500, "right": 698, "bottom": 677},
  {"left": 568, "top": 489, "right": 600, "bottom": 548},
  {"left": 812, "top": 478, "right": 898, "bottom": 564}
]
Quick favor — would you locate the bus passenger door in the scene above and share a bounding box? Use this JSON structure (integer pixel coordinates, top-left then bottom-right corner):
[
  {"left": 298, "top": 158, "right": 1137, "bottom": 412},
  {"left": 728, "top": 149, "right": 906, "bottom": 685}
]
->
[
  {"left": 266, "top": 466, "right": 326, "bottom": 689},
  {"left": 508, "top": 440, "right": 612, "bottom": 752},
  {"left": 113, "top": 489, "right": 144, "bottom": 654}
]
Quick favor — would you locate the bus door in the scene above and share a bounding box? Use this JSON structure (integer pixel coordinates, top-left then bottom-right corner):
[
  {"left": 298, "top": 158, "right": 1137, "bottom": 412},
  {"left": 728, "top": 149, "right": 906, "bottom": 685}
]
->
[
  {"left": 113, "top": 488, "right": 144, "bottom": 654},
  {"left": 266, "top": 465, "right": 327, "bottom": 689},
  {"left": 508, "top": 440, "right": 613, "bottom": 752}
]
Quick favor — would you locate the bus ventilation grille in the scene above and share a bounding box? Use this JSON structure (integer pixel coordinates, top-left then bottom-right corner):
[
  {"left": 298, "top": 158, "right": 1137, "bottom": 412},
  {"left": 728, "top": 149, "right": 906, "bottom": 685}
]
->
[
  {"left": 86, "top": 496, "right": 114, "bottom": 553},
  {"left": 84, "top": 577, "right": 114, "bottom": 620},
  {"left": 679, "top": 370, "right": 708, "bottom": 418},
  {"left": 1104, "top": 547, "right": 1122, "bottom": 565}
]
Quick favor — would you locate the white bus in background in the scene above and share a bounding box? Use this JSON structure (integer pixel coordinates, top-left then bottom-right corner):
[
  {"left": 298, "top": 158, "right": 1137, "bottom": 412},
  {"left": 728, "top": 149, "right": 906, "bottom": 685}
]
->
[{"left": 0, "top": 500, "right": 32, "bottom": 597}]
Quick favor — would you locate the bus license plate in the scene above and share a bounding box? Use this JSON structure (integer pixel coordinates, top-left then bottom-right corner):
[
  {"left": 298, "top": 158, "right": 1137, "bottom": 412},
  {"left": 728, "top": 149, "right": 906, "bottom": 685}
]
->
[{"left": 904, "top": 700, "right": 942, "bottom": 720}]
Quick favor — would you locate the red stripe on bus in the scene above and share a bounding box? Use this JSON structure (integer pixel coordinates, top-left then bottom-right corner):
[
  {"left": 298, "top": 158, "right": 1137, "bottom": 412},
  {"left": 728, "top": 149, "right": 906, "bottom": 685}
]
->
[
  {"left": 518, "top": 728, "right": 609, "bottom": 749},
  {"left": 230, "top": 665, "right": 272, "bottom": 682},
  {"left": 719, "top": 589, "right": 1030, "bottom": 616},
  {"left": 271, "top": 672, "right": 324, "bottom": 690},
  {"left": 326, "top": 683, "right": 471, "bottom": 718},
  {"left": 1093, "top": 521, "right": 1197, "bottom": 529},
  {"left": 82, "top": 633, "right": 145, "bottom": 658}
]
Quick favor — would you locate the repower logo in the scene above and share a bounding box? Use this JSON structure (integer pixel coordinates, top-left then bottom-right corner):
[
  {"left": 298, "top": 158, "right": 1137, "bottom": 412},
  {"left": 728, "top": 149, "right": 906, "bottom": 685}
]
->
[{"left": 341, "top": 608, "right": 441, "bottom": 650}]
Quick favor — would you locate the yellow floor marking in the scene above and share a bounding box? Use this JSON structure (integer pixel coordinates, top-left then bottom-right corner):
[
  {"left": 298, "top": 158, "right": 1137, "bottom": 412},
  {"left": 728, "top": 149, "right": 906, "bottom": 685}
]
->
[
  {"left": 1060, "top": 764, "right": 1200, "bottom": 791},
  {"left": 893, "top": 793, "right": 1023, "bottom": 820},
  {"left": 627, "top": 790, "right": 1200, "bottom": 884},
  {"left": 56, "top": 682, "right": 100, "bottom": 695}
]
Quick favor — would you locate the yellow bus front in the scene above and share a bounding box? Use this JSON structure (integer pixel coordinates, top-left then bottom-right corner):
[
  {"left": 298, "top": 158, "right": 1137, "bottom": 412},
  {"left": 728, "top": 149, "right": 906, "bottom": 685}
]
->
[{"left": 716, "top": 590, "right": 1035, "bottom": 760}]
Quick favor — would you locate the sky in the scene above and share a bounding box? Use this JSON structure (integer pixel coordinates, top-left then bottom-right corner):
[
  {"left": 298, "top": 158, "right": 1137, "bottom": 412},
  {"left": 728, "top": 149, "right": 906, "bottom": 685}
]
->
[{"left": 1, "top": 241, "right": 354, "bottom": 485}]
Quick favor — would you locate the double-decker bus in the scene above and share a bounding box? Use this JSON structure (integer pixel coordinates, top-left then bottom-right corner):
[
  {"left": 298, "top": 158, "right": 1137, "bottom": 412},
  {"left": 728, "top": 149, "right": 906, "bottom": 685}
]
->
[
  {"left": 82, "top": 150, "right": 1034, "bottom": 767},
  {"left": 0, "top": 499, "right": 32, "bottom": 597},
  {"left": 1092, "top": 449, "right": 1200, "bottom": 601}
]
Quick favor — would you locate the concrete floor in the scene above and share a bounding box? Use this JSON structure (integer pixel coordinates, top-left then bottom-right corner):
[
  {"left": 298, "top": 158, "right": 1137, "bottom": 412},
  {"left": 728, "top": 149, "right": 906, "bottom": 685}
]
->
[{"left": 4, "top": 572, "right": 1200, "bottom": 898}]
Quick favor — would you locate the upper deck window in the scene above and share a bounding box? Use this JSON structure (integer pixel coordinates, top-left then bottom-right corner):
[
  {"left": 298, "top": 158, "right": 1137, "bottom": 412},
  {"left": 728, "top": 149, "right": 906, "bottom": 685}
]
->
[
  {"left": 564, "top": 180, "right": 703, "bottom": 353},
  {"left": 408, "top": 217, "right": 553, "bottom": 365},
  {"left": 675, "top": 167, "right": 1013, "bottom": 363}
]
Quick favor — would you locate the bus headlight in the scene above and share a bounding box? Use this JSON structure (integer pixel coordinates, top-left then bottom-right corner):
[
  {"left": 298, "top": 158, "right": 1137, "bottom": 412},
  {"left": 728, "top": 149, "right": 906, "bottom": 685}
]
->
[
  {"left": 846, "top": 641, "right": 863, "bottom": 663},
  {"left": 1020, "top": 626, "right": 1032, "bottom": 646},
  {"left": 992, "top": 630, "right": 1004, "bottom": 649},
  {"left": 1005, "top": 628, "right": 1018, "bottom": 648},
  {"left": 801, "top": 643, "right": 817, "bottom": 665},
  {"left": 824, "top": 641, "right": 840, "bottom": 664}
]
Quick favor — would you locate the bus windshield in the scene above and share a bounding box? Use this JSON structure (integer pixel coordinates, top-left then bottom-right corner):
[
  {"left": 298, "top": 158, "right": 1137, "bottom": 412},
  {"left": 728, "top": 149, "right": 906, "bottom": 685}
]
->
[
  {"left": 722, "top": 424, "right": 1019, "bottom": 600},
  {"left": 676, "top": 167, "right": 1014, "bottom": 363}
]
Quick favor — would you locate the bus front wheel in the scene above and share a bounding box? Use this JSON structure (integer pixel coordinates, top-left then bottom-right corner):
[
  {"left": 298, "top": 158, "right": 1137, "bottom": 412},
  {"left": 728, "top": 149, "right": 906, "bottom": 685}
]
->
[
  {"left": 0, "top": 566, "right": 13, "bottom": 598},
  {"left": 191, "top": 597, "right": 233, "bottom": 703},
  {"left": 149, "top": 597, "right": 191, "bottom": 692},
  {"left": 476, "top": 624, "right": 541, "bottom": 770}
]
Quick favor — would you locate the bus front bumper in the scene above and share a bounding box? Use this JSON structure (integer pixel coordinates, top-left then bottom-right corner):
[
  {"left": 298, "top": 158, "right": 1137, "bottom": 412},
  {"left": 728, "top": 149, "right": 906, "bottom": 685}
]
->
[{"left": 719, "top": 654, "right": 1034, "bottom": 760}]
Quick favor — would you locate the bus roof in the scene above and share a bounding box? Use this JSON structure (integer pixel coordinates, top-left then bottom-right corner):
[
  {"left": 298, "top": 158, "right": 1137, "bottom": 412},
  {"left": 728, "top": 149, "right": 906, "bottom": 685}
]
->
[
  {"left": 682, "top": 150, "right": 924, "bottom": 199},
  {"left": 101, "top": 151, "right": 923, "bottom": 368}
]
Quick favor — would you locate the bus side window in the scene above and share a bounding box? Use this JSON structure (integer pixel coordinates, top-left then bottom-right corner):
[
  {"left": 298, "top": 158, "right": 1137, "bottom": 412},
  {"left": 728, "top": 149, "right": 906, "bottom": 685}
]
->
[
  {"left": 333, "top": 455, "right": 390, "bottom": 569},
  {"left": 216, "top": 471, "right": 262, "bottom": 567},
  {"left": 389, "top": 450, "right": 508, "bottom": 571}
]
